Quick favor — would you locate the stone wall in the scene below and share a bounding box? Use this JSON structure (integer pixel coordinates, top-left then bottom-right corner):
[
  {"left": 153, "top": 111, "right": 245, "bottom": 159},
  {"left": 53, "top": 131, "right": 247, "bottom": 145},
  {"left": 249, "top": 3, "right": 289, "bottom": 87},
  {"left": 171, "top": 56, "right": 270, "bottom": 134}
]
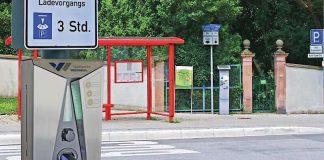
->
[
  {"left": 286, "top": 63, "right": 324, "bottom": 113},
  {"left": 0, "top": 57, "right": 18, "bottom": 98}
]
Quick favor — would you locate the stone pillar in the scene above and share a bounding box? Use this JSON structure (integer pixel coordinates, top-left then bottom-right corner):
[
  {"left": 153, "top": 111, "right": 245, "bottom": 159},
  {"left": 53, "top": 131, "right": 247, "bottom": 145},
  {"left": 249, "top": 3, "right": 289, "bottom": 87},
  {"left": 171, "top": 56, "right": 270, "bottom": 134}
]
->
[
  {"left": 241, "top": 39, "right": 255, "bottom": 113},
  {"left": 273, "top": 40, "right": 289, "bottom": 114},
  {"left": 154, "top": 61, "right": 165, "bottom": 112}
]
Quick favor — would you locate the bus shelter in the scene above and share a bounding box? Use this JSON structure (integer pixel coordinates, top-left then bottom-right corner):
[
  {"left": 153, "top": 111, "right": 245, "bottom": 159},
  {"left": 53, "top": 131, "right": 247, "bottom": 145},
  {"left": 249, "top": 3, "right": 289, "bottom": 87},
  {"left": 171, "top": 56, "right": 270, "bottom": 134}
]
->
[
  {"left": 98, "top": 37, "right": 185, "bottom": 122},
  {"left": 5, "top": 36, "right": 184, "bottom": 122}
]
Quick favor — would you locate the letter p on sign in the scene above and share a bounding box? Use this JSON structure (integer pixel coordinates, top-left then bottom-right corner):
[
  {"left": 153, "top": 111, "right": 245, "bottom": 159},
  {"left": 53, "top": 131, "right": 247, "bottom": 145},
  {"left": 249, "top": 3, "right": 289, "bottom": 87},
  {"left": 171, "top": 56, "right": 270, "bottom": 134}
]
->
[{"left": 310, "top": 29, "right": 323, "bottom": 45}]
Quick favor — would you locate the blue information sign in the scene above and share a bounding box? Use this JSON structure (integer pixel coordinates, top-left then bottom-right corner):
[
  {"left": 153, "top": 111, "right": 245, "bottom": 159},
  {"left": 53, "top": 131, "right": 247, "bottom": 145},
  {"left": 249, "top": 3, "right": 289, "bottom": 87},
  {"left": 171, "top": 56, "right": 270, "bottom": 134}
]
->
[
  {"left": 202, "top": 24, "right": 221, "bottom": 32},
  {"left": 310, "top": 29, "right": 323, "bottom": 45},
  {"left": 202, "top": 24, "right": 221, "bottom": 45}
]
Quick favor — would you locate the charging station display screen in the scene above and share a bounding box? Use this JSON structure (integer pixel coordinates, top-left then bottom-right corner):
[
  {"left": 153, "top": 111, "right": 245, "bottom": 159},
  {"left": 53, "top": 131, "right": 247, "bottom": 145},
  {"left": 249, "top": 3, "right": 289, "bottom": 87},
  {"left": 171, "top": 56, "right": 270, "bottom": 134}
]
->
[
  {"left": 71, "top": 81, "right": 87, "bottom": 159},
  {"left": 71, "top": 81, "right": 83, "bottom": 120}
]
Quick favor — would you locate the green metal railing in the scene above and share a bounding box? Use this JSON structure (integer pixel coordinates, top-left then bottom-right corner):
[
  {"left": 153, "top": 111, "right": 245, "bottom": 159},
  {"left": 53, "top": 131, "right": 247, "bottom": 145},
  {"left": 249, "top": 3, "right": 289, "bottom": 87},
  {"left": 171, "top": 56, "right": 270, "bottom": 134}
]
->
[{"left": 165, "top": 64, "right": 242, "bottom": 113}]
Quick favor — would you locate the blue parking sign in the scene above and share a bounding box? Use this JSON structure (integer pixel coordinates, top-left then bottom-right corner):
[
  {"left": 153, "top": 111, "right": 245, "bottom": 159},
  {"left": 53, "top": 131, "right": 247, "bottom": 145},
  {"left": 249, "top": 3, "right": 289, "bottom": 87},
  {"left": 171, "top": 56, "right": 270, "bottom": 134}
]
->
[
  {"left": 33, "top": 12, "right": 52, "bottom": 39},
  {"left": 310, "top": 29, "right": 323, "bottom": 45},
  {"left": 202, "top": 24, "right": 221, "bottom": 32}
]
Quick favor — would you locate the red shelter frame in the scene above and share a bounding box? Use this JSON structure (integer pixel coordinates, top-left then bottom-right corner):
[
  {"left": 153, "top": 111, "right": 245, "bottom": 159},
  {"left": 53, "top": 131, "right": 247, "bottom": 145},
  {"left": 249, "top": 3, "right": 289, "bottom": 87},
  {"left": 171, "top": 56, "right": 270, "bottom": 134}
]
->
[
  {"left": 99, "top": 37, "right": 185, "bottom": 122},
  {"left": 6, "top": 36, "right": 184, "bottom": 122}
]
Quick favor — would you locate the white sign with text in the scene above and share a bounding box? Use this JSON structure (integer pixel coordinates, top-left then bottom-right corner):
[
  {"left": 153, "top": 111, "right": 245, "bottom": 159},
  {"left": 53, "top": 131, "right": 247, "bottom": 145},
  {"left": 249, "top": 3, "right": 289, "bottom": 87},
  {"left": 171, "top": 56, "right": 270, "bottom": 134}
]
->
[{"left": 25, "top": 0, "right": 97, "bottom": 49}]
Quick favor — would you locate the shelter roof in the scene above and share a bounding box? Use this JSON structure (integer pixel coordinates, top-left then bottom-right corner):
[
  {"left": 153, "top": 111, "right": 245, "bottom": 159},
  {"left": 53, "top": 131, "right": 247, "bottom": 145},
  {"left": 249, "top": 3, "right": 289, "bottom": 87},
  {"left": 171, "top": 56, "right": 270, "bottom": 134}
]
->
[{"left": 98, "top": 37, "right": 185, "bottom": 46}]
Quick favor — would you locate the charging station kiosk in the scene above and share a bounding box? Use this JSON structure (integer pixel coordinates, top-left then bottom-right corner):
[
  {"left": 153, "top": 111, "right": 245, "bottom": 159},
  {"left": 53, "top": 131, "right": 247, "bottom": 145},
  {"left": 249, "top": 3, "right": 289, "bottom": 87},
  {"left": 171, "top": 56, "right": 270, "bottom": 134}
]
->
[
  {"left": 218, "top": 65, "right": 231, "bottom": 115},
  {"left": 21, "top": 59, "right": 104, "bottom": 160}
]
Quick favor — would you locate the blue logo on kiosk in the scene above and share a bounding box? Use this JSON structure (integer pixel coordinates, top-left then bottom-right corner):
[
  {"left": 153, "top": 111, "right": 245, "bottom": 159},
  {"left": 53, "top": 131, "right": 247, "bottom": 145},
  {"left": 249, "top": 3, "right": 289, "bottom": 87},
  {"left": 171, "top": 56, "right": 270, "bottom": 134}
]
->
[{"left": 33, "top": 13, "right": 52, "bottom": 39}]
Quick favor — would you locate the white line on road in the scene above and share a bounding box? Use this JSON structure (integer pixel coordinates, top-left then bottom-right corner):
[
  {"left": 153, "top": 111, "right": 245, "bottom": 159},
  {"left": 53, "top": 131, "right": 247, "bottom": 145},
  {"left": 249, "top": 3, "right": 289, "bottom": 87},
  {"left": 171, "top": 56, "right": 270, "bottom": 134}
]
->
[
  {"left": 102, "top": 141, "right": 158, "bottom": 145},
  {"left": 102, "top": 144, "right": 175, "bottom": 150},
  {"left": 5, "top": 156, "right": 20, "bottom": 160},
  {"left": 102, "top": 149, "right": 199, "bottom": 157},
  {"left": 2, "top": 140, "right": 198, "bottom": 159}
]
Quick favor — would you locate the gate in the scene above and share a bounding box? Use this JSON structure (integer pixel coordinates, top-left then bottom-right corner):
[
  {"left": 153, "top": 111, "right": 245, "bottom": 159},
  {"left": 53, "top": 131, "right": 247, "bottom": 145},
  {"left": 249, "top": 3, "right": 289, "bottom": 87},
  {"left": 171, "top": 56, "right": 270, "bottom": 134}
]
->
[{"left": 252, "top": 72, "right": 276, "bottom": 112}]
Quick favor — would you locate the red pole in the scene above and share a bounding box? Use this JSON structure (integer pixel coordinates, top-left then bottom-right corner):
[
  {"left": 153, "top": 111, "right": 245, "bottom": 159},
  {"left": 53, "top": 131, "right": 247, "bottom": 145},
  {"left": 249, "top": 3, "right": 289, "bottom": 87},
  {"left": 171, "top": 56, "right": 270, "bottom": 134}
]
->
[
  {"left": 105, "top": 46, "right": 112, "bottom": 121},
  {"left": 33, "top": 50, "right": 38, "bottom": 59},
  {"left": 17, "top": 49, "right": 22, "bottom": 120},
  {"left": 168, "top": 45, "right": 175, "bottom": 122},
  {"left": 147, "top": 46, "right": 152, "bottom": 120}
]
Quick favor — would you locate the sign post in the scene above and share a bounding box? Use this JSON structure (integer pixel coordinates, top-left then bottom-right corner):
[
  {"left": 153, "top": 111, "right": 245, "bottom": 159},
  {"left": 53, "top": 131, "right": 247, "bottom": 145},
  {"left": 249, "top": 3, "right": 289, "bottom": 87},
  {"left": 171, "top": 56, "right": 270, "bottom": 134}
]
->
[
  {"left": 175, "top": 66, "right": 194, "bottom": 114},
  {"left": 25, "top": 0, "right": 98, "bottom": 49},
  {"left": 202, "top": 24, "right": 221, "bottom": 114},
  {"left": 309, "top": 29, "right": 324, "bottom": 107}
]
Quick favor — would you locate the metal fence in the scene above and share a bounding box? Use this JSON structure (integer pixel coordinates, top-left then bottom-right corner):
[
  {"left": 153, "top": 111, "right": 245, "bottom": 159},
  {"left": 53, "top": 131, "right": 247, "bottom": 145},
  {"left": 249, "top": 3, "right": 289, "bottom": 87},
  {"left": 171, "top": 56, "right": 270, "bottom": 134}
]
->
[{"left": 165, "top": 64, "right": 242, "bottom": 113}]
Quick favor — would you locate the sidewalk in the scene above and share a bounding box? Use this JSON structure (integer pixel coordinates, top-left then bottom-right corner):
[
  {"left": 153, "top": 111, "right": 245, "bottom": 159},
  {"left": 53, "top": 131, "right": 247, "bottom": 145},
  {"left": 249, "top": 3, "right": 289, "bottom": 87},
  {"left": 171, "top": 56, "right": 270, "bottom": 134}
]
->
[{"left": 1, "top": 113, "right": 324, "bottom": 145}]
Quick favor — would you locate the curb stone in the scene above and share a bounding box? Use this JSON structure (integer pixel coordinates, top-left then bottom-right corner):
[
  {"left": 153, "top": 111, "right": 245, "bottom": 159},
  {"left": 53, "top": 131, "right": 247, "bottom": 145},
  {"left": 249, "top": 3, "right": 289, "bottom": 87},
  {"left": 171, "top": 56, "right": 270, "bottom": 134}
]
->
[
  {"left": 0, "top": 127, "right": 323, "bottom": 145},
  {"left": 105, "top": 127, "right": 324, "bottom": 141}
]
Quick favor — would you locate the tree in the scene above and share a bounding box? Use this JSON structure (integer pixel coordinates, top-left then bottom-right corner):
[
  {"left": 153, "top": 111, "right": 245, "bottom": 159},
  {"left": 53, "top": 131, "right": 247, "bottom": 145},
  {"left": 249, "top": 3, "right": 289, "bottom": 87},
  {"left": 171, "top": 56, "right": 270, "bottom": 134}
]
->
[
  {"left": 295, "top": 0, "right": 323, "bottom": 28},
  {"left": 234, "top": 0, "right": 324, "bottom": 73},
  {"left": 99, "top": 0, "right": 242, "bottom": 86},
  {"left": 0, "top": 1, "right": 14, "bottom": 54}
]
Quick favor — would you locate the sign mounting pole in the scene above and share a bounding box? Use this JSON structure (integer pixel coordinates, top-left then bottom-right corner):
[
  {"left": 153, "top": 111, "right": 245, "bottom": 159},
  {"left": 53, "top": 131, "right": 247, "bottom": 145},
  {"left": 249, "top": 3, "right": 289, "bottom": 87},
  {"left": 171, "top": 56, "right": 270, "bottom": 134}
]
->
[
  {"left": 210, "top": 45, "right": 214, "bottom": 114},
  {"left": 191, "top": 81, "right": 193, "bottom": 114},
  {"left": 202, "top": 24, "right": 221, "bottom": 114}
]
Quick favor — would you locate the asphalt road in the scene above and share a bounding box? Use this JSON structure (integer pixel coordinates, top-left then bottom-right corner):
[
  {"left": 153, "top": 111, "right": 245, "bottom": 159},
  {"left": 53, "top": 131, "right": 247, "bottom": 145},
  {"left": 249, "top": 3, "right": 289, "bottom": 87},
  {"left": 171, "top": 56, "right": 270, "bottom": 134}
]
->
[{"left": 1, "top": 134, "right": 324, "bottom": 160}]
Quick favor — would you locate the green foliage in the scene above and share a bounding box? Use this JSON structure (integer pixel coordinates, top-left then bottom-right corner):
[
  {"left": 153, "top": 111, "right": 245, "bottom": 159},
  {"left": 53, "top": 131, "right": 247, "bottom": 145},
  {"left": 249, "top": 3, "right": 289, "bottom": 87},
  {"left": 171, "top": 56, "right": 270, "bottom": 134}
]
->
[
  {"left": 252, "top": 72, "right": 276, "bottom": 112},
  {"left": 168, "top": 118, "right": 181, "bottom": 123},
  {"left": 99, "top": 0, "right": 155, "bottom": 36},
  {"left": 79, "top": 47, "right": 107, "bottom": 60},
  {"left": 0, "top": 98, "right": 17, "bottom": 115},
  {"left": 97, "top": 0, "right": 242, "bottom": 86},
  {"left": 0, "top": 2, "right": 15, "bottom": 54},
  {"left": 1, "top": 0, "right": 323, "bottom": 73},
  {"left": 150, "top": 117, "right": 160, "bottom": 121},
  {"left": 235, "top": 0, "right": 324, "bottom": 72}
]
